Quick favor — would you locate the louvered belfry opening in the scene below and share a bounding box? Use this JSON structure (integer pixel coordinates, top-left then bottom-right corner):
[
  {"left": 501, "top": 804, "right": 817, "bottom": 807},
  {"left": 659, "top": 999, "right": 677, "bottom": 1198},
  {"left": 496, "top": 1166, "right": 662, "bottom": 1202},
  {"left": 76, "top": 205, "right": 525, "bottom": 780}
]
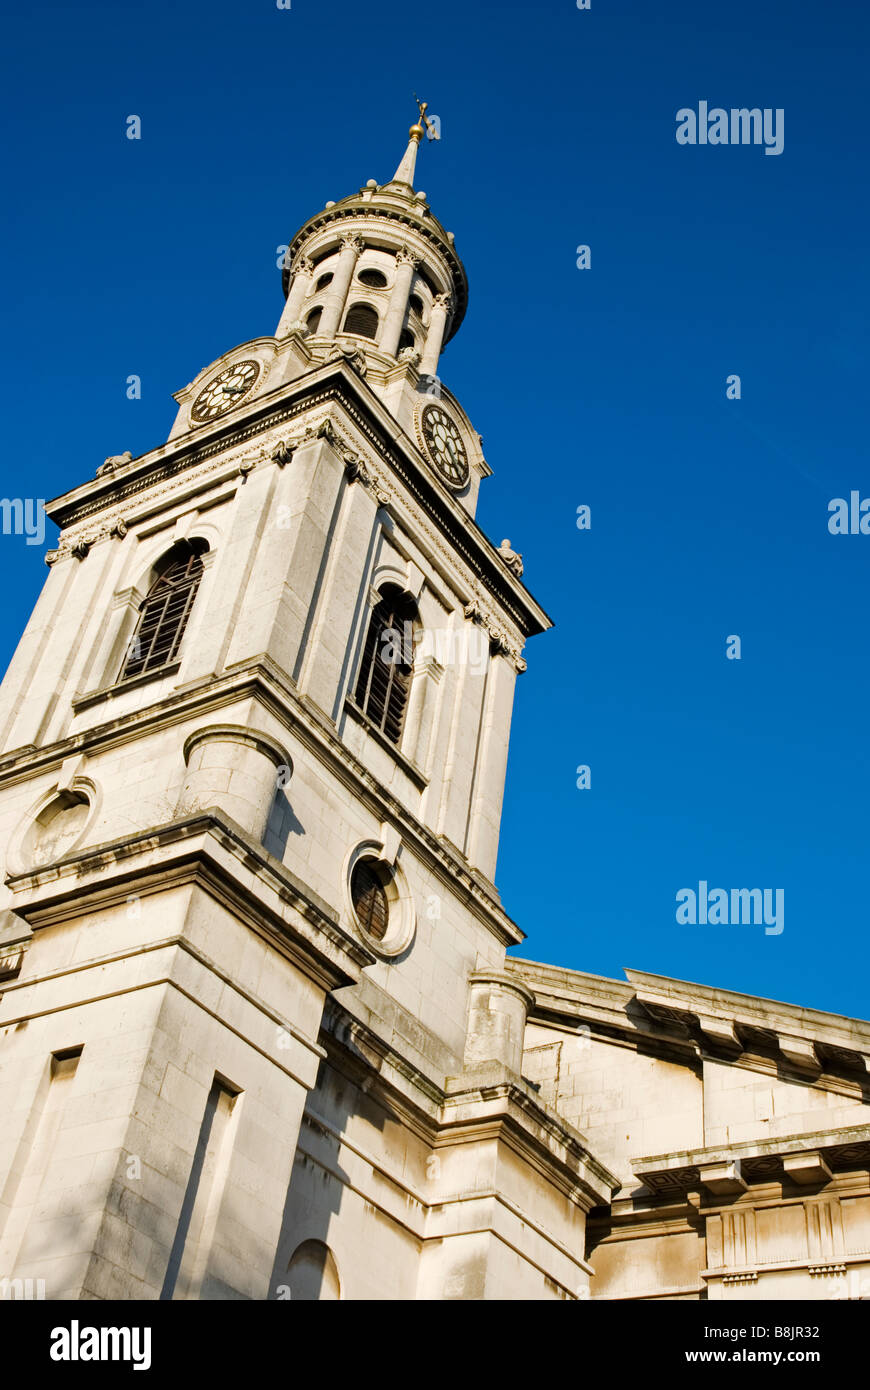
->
[
  {"left": 351, "top": 859, "right": 389, "bottom": 941},
  {"left": 342, "top": 302, "right": 379, "bottom": 340},
  {"left": 357, "top": 268, "right": 388, "bottom": 289},
  {"left": 355, "top": 586, "right": 419, "bottom": 745},
  {"left": 122, "top": 541, "right": 208, "bottom": 679}
]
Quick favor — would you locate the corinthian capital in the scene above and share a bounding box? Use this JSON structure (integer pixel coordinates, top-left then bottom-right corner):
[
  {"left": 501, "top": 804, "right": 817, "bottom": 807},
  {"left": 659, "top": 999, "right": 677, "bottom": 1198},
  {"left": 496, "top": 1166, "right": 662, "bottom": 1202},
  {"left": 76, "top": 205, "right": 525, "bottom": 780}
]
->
[
  {"left": 396, "top": 248, "right": 421, "bottom": 269},
  {"left": 432, "top": 292, "right": 452, "bottom": 312},
  {"left": 292, "top": 255, "right": 315, "bottom": 278},
  {"left": 340, "top": 233, "right": 364, "bottom": 255}
]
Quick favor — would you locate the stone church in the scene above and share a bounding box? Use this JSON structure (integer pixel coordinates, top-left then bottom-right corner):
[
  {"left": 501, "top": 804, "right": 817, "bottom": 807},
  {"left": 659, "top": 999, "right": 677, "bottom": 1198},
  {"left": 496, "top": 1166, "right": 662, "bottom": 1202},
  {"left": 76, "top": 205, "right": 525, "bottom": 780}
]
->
[{"left": 0, "top": 113, "right": 867, "bottom": 1303}]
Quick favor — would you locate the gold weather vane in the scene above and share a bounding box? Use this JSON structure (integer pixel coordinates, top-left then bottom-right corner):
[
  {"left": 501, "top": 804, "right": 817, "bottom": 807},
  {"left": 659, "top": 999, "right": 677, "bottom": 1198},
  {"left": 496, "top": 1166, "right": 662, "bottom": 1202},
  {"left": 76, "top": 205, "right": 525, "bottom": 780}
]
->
[{"left": 411, "top": 94, "right": 440, "bottom": 142}]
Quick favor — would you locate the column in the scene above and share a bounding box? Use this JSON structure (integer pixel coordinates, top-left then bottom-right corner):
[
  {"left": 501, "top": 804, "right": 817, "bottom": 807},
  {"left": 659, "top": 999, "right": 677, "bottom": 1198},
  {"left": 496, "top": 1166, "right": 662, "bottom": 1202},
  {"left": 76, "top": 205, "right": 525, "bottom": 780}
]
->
[
  {"left": 418, "top": 292, "right": 451, "bottom": 377},
  {"left": 378, "top": 250, "right": 418, "bottom": 357},
  {"left": 318, "top": 234, "right": 363, "bottom": 340},
  {"left": 436, "top": 615, "right": 489, "bottom": 851},
  {"left": 466, "top": 648, "right": 518, "bottom": 879},
  {"left": 401, "top": 654, "right": 443, "bottom": 771},
  {"left": 276, "top": 255, "right": 314, "bottom": 335}
]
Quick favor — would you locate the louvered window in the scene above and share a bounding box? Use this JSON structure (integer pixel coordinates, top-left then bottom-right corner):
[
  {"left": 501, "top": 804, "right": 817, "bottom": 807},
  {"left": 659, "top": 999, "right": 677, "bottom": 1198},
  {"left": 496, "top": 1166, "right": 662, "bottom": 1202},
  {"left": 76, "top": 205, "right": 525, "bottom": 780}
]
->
[
  {"left": 358, "top": 268, "right": 388, "bottom": 289},
  {"left": 306, "top": 306, "right": 323, "bottom": 333},
  {"left": 122, "top": 543, "right": 207, "bottom": 679},
  {"left": 354, "top": 587, "right": 418, "bottom": 745},
  {"left": 342, "top": 303, "right": 379, "bottom": 340},
  {"left": 351, "top": 860, "right": 389, "bottom": 941}
]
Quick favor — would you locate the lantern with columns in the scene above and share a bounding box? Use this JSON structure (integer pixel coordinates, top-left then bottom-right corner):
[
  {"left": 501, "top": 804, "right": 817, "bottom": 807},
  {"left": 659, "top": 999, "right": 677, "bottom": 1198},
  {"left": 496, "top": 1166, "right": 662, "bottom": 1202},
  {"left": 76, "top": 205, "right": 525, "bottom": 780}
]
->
[
  {"left": 276, "top": 115, "right": 467, "bottom": 378},
  {"left": 169, "top": 106, "right": 490, "bottom": 518}
]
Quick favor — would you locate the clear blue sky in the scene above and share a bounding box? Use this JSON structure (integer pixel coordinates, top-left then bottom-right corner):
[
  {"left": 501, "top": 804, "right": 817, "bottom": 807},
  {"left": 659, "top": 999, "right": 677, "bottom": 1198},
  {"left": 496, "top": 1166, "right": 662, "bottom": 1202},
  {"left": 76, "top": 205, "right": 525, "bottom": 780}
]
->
[{"left": 2, "top": 0, "right": 868, "bottom": 1018}]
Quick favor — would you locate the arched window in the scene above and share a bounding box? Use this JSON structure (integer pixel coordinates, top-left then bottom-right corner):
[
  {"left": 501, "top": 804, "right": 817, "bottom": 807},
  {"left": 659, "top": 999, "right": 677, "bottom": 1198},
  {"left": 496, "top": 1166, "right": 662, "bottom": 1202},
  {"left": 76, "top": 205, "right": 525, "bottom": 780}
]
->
[
  {"left": 408, "top": 293, "right": 424, "bottom": 318},
  {"left": 358, "top": 267, "right": 388, "bottom": 289},
  {"left": 122, "top": 540, "right": 208, "bottom": 679},
  {"left": 354, "top": 586, "right": 419, "bottom": 744},
  {"left": 342, "top": 302, "right": 379, "bottom": 340},
  {"left": 398, "top": 328, "right": 416, "bottom": 353},
  {"left": 286, "top": 1240, "right": 340, "bottom": 1301},
  {"left": 306, "top": 306, "right": 323, "bottom": 333}
]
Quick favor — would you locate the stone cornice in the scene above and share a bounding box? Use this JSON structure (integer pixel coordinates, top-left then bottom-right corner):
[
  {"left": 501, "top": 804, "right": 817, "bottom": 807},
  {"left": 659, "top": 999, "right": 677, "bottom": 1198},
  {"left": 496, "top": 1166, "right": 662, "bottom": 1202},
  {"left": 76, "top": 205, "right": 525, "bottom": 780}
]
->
[
  {"left": 624, "top": 968, "right": 870, "bottom": 1058},
  {"left": 0, "top": 654, "right": 524, "bottom": 949},
  {"left": 439, "top": 1072, "right": 619, "bottom": 1209},
  {"left": 319, "top": 996, "right": 618, "bottom": 1210},
  {"left": 4, "top": 812, "right": 374, "bottom": 994},
  {"left": 45, "top": 361, "right": 551, "bottom": 642},
  {"left": 633, "top": 1123, "right": 870, "bottom": 1196},
  {"left": 509, "top": 956, "right": 870, "bottom": 1087},
  {"left": 321, "top": 996, "right": 449, "bottom": 1124}
]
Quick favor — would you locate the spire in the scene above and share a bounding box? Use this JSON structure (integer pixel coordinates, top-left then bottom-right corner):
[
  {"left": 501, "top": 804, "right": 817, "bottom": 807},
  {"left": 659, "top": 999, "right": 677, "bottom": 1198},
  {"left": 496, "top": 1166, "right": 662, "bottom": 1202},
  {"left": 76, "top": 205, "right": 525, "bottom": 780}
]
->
[
  {"left": 390, "top": 126, "right": 423, "bottom": 188},
  {"left": 385, "top": 97, "right": 438, "bottom": 190}
]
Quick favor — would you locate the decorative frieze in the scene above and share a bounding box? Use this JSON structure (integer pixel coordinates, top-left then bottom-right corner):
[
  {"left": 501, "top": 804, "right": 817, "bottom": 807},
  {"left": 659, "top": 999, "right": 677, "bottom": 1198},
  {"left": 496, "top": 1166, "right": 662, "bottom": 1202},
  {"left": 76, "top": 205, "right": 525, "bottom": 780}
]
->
[
  {"left": 48, "top": 384, "right": 536, "bottom": 657},
  {"left": 463, "top": 597, "right": 526, "bottom": 672}
]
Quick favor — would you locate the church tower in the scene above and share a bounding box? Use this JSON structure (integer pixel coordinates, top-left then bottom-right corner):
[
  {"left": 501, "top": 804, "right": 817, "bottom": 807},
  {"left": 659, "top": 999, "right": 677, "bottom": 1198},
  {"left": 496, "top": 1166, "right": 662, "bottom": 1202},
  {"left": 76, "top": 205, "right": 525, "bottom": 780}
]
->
[{"left": 0, "top": 110, "right": 615, "bottom": 1301}]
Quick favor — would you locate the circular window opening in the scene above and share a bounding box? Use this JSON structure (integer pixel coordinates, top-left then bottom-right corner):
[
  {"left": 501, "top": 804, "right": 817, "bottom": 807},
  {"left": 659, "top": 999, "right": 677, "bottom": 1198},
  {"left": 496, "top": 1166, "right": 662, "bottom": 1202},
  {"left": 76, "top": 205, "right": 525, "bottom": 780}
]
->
[
  {"left": 408, "top": 293, "right": 424, "bottom": 318},
  {"left": 24, "top": 789, "right": 91, "bottom": 865},
  {"left": 358, "top": 268, "right": 388, "bottom": 289},
  {"left": 346, "top": 844, "right": 416, "bottom": 958},
  {"left": 351, "top": 859, "right": 390, "bottom": 942},
  {"left": 315, "top": 272, "right": 333, "bottom": 292}
]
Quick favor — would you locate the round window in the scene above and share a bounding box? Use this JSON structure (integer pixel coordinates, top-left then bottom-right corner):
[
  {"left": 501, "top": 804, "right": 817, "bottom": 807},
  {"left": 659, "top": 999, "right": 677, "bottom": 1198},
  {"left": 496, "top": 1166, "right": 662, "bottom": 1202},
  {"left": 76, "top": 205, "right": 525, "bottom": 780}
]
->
[
  {"left": 346, "top": 845, "right": 416, "bottom": 958},
  {"left": 358, "top": 268, "right": 388, "bottom": 289},
  {"left": 22, "top": 789, "right": 92, "bottom": 866}
]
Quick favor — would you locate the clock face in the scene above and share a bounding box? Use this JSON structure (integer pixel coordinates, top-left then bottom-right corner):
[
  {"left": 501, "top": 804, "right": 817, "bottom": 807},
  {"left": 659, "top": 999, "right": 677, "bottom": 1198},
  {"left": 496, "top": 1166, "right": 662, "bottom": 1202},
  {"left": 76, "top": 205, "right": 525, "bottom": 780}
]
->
[
  {"left": 191, "top": 360, "right": 260, "bottom": 422},
  {"left": 420, "top": 404, "right": 469, "bottom": 488}
]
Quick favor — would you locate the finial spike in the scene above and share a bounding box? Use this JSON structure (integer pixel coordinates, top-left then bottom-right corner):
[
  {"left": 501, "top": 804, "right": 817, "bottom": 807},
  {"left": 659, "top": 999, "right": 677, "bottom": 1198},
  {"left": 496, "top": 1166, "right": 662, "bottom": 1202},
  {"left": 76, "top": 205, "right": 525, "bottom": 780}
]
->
[{"left": 387, "top": 97, "right": 436, "bottom": 189}]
